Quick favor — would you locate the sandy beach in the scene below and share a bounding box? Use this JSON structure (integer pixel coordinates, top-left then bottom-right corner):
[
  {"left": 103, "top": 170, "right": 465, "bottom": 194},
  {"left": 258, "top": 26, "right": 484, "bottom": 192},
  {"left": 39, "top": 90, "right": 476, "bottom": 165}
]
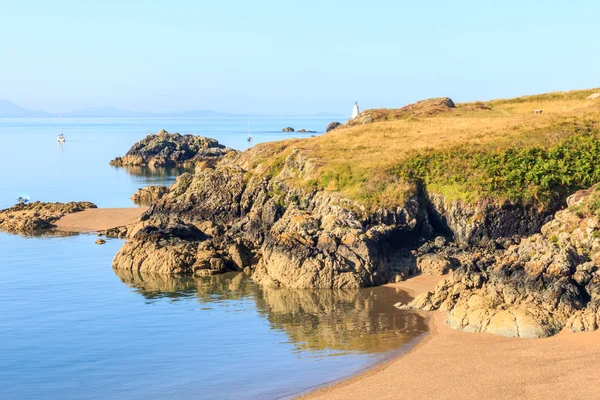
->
[
  {"left": 304, "top": 275, "right": 600, "bottom": 400},
  {"left": 55, "top": 207, "right": 146, "bottom": 232}
]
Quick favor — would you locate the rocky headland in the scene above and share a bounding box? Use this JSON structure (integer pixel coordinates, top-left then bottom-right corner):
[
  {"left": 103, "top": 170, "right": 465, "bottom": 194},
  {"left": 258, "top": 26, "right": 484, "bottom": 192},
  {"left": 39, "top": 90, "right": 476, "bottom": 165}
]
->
[
  {"left": 109, "top": 129, "right": 234, "bottom": 168},
  {"left": 110, "top": 88, "right": 600, "bottom": 337},
  {"left": 0, "top": 201, "right": 97, "bottom": 234}
]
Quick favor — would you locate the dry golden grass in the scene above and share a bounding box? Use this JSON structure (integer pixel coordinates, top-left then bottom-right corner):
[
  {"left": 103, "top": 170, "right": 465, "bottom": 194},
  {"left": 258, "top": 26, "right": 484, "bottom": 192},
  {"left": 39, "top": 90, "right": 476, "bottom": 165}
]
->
[{"left": 248, "top": 88, "right": 600, "bottom": 208}]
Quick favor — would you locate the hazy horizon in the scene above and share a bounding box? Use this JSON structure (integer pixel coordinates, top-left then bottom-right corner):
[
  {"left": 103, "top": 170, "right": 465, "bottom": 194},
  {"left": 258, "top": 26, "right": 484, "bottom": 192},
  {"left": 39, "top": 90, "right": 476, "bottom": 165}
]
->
[{"left": 2, "top": 0, "right": 599, "bottom": 115}]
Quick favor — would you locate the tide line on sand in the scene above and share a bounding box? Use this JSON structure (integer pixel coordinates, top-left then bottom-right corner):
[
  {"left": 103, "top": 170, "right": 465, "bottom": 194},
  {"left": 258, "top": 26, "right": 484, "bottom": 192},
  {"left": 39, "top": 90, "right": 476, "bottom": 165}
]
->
[
  {"left": 54, "top": 207, "right": 147, "bottom": 232},
  {"left": 303, "top": 275, "right": 600, "bottom": 400}
]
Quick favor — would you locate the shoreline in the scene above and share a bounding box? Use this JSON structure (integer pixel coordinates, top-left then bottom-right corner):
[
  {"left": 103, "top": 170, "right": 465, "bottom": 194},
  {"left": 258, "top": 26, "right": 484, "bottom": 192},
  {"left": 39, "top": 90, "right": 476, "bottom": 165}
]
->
[
  {"left": 295, "top": 274, "right": 444, "bottom": 399},
  {"left": 54, "top": 207, "right": 147, "bottom": 232},
  {"left": 302, "top": 275, "right": 600, "bottom": 400}
]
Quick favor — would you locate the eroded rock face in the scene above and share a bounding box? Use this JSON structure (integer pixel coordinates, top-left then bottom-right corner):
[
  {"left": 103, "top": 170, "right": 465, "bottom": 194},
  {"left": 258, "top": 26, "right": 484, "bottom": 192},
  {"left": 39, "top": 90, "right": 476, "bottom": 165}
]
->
[
  {"left": 131, "top": 185, "right": 169, "bottom": 206},
  {"left": 427, "top": 194, "right": 557, "bottom": 246},
  {"left": 0, "top": 201, "right": 97, "bottom": 234},
  {"left": 109, "top": 129, "right": 234, "bottom": 168},
  {"left": 399, "top": 185, "right": 600, "bottom": 337}
]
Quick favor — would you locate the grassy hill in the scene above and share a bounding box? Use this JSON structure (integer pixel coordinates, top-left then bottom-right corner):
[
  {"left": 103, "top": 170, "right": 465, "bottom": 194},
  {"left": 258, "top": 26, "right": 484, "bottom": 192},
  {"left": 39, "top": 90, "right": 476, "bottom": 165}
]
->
[{"left": 245, "top": 88, "right": 600, "bottom": 210}]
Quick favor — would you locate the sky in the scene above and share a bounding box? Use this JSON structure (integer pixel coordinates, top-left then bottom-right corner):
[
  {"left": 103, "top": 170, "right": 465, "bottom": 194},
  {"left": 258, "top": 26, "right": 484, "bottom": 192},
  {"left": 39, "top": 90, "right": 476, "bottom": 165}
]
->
[{"left": 1, "top": 0, "right": 599, "bottom": 115}]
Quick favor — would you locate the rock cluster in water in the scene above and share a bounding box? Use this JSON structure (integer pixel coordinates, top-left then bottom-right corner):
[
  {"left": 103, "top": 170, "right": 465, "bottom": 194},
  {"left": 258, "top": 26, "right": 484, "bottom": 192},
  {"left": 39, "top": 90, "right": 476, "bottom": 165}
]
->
[
  {"left": 0, "top": 201, "right": 97, "bottom": 234},
  {"left": 109, "top": 129, "right": 234, "bottom": 168}
]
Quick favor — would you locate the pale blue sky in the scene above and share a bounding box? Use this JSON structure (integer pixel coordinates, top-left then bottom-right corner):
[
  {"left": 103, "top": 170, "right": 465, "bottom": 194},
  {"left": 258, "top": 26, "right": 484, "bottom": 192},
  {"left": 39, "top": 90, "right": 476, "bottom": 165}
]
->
[{"left": 1, "top": 0, "right": 598, "bottom": 114}]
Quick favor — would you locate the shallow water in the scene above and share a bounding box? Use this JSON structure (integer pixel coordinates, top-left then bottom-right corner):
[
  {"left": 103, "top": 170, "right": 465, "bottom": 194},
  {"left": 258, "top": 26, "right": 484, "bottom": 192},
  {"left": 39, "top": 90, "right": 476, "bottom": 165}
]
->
[
  {"left": 0, "top": 117, "right": 329, "bottom": 209},
  {"left": 0, "top": 117, "right": 427, "bottom": 399}
]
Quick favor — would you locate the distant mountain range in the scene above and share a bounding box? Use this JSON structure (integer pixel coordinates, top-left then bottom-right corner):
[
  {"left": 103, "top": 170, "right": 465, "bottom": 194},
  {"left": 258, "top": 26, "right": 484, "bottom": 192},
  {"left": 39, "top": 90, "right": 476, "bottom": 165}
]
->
[
  {"left": 0, "top": 100, "right": 344, "bottom": 118},
  {"left": 0, "top": 100, "right": 53, "bottom": 117}
]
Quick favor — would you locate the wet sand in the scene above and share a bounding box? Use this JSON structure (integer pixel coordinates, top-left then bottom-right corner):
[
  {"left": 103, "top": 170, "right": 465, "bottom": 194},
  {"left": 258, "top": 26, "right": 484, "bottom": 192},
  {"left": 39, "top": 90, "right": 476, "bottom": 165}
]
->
[
  {"left": 55, "top": 208, "right": 146, "bottom": 232},
  {"left": 304, "top": 275, "right": 600, "bottom": 400}
]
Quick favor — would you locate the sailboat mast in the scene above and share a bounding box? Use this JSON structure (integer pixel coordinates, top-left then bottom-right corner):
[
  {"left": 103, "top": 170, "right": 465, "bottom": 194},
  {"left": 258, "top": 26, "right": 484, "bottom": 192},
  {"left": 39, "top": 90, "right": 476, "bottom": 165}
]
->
[{"left": 61, "top": 114, "right": 63, "bottom": 135}]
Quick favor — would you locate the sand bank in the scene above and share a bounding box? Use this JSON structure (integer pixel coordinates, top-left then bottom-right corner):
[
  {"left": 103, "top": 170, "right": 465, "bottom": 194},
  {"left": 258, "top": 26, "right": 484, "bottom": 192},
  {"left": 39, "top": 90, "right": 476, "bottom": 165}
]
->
[
  {"left": 54, "top": 208, "right": 146, "bottom": 232},
  {"left": 304, "top": 275, "right": 600, "bottom": 400}
]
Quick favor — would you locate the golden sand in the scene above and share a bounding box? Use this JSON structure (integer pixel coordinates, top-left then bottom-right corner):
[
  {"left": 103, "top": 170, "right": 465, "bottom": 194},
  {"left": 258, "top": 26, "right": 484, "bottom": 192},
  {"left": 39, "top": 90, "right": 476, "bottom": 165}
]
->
[
  {"left": 304, "top": 275, "right": 600, "bottom": 399},
  {"left": 54, "top": 207, "right": 146, "bottom": 232}
]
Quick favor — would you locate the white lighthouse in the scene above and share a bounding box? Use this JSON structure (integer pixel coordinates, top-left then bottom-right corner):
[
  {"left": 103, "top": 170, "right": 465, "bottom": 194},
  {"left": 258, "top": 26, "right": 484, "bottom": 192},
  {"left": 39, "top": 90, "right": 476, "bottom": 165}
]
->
[{"left": 351, "top": 102, "right": 360, "bottom": 119}]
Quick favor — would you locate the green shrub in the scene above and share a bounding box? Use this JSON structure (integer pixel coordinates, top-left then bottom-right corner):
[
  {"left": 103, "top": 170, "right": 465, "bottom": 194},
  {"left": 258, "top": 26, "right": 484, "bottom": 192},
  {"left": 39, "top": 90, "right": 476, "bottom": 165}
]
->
[{"left": 392, "top": 121, "right": 600, "bottom": 204}]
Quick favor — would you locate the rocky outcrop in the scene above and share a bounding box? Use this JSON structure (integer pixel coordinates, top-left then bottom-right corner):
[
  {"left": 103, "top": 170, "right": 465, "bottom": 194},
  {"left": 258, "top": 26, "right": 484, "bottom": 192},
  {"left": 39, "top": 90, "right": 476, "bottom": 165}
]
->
[
  {"left": 399, "top": 184, "right": 600, "bottom": 337},
  {"left": 109, "top": 129, "right": 234, "bottom": 168},
  {"left": 343, "top": 98, "right": 456, "bottom": 128},
  {"left": 131, "top": 185, "right": 169, "bottom": 206},
  {"left": 282, "top": 127, "right": 295, "bottom": 132},
  {"left": 111, "top": 133, "right": 580, "bottom": 294},
  {"left": 297, "top": 129, "right": 317, "bottom": 133},
  {"left": 326, "top": 122, "right": 341, "bottom": 132},
  {"left": 0, "top": 201, "right": 97, "bottom": 234},
  {"left": 112, "top": 147, "right": 425, "bottom": 288}
]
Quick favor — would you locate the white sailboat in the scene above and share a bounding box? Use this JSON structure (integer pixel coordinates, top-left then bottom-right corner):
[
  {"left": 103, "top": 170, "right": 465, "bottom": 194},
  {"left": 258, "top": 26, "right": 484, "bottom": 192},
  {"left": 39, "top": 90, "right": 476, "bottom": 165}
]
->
[
  {"left": 247, "top": 120, "right": 253, "bottom": 142},
  {"left": 57, "top": 115, "right": 66, "bottom": 143}
]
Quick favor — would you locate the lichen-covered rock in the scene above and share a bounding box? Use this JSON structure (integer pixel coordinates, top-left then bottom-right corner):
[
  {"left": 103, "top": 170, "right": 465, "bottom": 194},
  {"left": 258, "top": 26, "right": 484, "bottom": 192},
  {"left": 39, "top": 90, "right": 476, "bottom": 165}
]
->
[
  {"left": 399, "top": 184, "right": 600, "bottom": 337},
  {"left": 109, "top": 129, "right": 234, "bottom": 168},
  {"left": 131, "top": 186, "right": 169, "bottom": 206},
  {"left": 0, "top": 201, "right": 97, "bottom": 234}
]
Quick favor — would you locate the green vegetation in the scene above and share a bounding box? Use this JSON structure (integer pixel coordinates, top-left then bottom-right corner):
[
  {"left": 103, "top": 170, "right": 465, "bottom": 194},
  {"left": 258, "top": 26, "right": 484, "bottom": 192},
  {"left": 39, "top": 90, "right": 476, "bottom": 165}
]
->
[
  {"left": 392, "top": 120, "right": 600, "bottom": 204},
  {"left": 586, "top": 186, "right": 600, "bottom": 217}
]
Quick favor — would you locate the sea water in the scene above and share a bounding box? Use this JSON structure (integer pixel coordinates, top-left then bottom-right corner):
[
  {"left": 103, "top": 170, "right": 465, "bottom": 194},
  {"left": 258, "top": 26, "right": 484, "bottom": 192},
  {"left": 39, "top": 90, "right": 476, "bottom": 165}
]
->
[{"left": 0, "top": 117, "right": 427, "bottom": 399}]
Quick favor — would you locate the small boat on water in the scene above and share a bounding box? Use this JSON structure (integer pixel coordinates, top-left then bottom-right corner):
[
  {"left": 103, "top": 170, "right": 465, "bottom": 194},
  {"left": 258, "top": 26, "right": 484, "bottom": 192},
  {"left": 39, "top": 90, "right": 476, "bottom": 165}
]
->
[
  {"left": 247, "top": 120, "right": 253, "bottom": 142},
  {"left": 57, "top": 115, "right": 66, "bottom": 143}
]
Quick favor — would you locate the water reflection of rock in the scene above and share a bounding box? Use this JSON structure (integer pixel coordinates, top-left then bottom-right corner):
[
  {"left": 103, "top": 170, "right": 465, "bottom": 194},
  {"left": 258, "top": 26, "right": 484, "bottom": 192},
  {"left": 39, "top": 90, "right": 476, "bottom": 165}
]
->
[
  {"left": 117, "top": 165, "right": 194, "bottom": 178},
  {"left": 253, "top": 286, "right": 428, "bottom": 353},
  {"left": 113, "top": 270, "right": 428, "bottom": 353},
  {"left": 114, "top": 269, "right": 254, "bottom": 302}
]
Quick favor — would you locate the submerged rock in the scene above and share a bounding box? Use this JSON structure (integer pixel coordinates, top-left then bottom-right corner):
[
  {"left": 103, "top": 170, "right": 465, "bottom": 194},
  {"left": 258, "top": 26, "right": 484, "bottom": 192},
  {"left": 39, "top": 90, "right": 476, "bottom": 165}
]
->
[
  {"left": 109, "top": 129, "right": 234, "bottom": 168},
  {"left": 0, "top": 201, "right": 97, "bottom": 234}
]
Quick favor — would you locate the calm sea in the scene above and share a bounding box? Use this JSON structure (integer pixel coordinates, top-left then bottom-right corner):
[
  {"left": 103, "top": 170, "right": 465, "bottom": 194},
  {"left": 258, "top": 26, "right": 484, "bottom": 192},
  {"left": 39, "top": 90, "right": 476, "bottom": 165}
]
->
[{"left": 0, "top": 117, "right": 427, "bottom": 399}]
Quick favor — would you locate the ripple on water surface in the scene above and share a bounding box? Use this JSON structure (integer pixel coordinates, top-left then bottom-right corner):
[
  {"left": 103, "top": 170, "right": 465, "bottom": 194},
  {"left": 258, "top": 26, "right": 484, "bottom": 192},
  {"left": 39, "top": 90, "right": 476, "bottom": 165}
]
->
[{"left": 0, "top": 233, "right": 427, "bottom": 400}]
